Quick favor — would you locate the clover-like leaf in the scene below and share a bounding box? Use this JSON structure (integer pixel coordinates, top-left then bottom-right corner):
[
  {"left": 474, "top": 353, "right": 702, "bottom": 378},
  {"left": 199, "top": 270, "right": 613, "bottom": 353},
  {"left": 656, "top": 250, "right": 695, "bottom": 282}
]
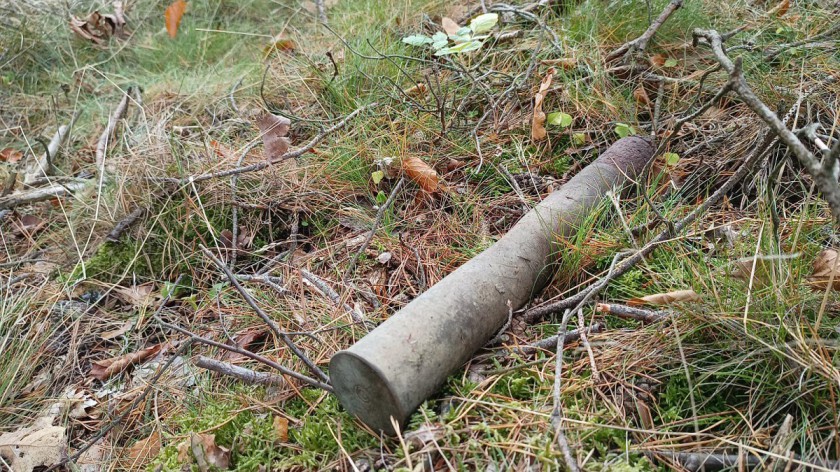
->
[
  {"left": 469, "top": 13, "right": 498, "bottom": 34},
  {"left": 664, "top": 58, "right": 678, "bottom": 68},
  {"left": 664, "top": 152, "right": 680, "bottom": 166},
  {"left": 431, "top": 31, "right": 449, "bottom": 50},
  {"left": 371, "top": 170, "right": 384, "bottom": 184},
  {"left": 614, "top": 122, "right": 636, "bottom": 138},
  {"left": 434, "top": 40, "right": 483, "bottom": 56},
  {"left": 403, "top": 34, "right": 433, "bottom": 46},
  {"left": 572, "top": 133, "right": 587, "bottom": 146},
  {"left": 547, "top": 112, "right": 573, "bottom": 128}
]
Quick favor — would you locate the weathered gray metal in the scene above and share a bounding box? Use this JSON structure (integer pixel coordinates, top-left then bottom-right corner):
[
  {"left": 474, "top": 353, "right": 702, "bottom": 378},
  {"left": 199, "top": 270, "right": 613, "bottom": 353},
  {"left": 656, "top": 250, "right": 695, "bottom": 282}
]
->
[{"left": 330, "top": 137, "right": 654, "bottom": 434}]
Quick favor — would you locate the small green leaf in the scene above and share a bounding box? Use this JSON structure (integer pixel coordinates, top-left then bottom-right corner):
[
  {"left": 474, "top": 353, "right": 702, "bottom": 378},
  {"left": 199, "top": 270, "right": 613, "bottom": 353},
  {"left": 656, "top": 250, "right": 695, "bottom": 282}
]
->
[
  {"left": 664, "top": 152, "right": 680, "bottom": 166},
  {"left": 469, "top": 13, "right": 499, "bottom": 34},
  {"left": 402, "top": 34, "right": 433, "bottom": 46},
  {"left": 450, "top": 26, "right": 473, "bottom": 42},
  {"left": 614, "top": 123, "right": 636, "bottom": 138},
  {"left": 431, "top": 31, "right": 449, "bottom": 50},
  {"left": 434, "top": 40, "right": 483, "bottom": 56},
  {"left": 664, "top": 58, "right": 678, "bottom": 68},
  {"left": 371, "top": 170, "right": 384, "bottom": 184},
  {"left": 572, "top": 133, "right": 586, "bottom": 146},
  {"left": 547, "top": 112, "right": 573, "bottom": 128},
  {"left": 376, "top": 190, "right": 387, "bottom": 205}
]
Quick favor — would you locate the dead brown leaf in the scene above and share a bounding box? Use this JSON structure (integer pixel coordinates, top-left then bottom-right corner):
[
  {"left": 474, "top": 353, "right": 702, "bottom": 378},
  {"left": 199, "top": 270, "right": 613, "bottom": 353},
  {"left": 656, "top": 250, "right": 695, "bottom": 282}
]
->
[
  {"left": 273, "top": 416, "right": 289, "bottom": 442},
  {"left": 13, "top": 214, "right": 46, "bottom": 237},
  {"left": 0, "top": 148, "right": 23, "bottom": 163},
  {"left": 633, "top": 85, "right": 651, "bottom": 106},
  {"left": 627, "top": 289, "right": 699, "bottom": 307},
  {"left": 165, "top": 0, "right": 187, "bottom": 38},
  {"left": 100, "top": 320, "right": 134, "bottom": 340},
  {"left": 0, "top": 408, "right": 65, "bottom": 472},
  {"left": 113, "top": 283, "right": 156, "bottom": 308},
  {"left": 89, "top": 343, "right": 164, "bottom": 381},
  {"left": 650, "top": 53, "right": 666, "bottom": 67},
  {"left": 255, "top": 113, "right": 292, "bottom": 162},
  {"left": 69, "top": 2, "right": 126, "bottom": 45},
  {"left": 531, "top": 68, "right": 554, "bottom": 141},
  {"left": 769, "top": 0, "right": 790, "bottom": 16},
  {"left": 441, "top": 17, "right": 460, "bottom": 36},
  {"left": 808, "top": 248, "right": 840, "bottom": 290},
  {"left": 126, "top": 431, "right": 160, "bottom": 465},
  {"left": 190, "top": 433, "right": 230, "bottom": 472},
  {"left": 403, "top": 156, "right": 439, "bottom": 193},
  {"left": 541, "top": 57, "right": 577, "bottom": 70}
]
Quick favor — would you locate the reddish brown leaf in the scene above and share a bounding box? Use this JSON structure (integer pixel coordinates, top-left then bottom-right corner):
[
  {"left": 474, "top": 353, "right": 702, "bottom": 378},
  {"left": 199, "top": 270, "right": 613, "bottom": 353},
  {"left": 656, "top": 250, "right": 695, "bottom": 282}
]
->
[
  {"left": 769, "top": 0, "right": 790, "bottom": 16},
  {"left": 273, "top": 416, "right": 289, "bottom": 442},
  {"left": 403, "top": 156, "right": 439, "bottom": 193},
  {"left": 127, "top": 431, "right": 161, "bottom": 464},
  {"left": 627, "top": 289, "right": 699, "bottom": 307},
  {"left": 165, "top": 0, "right": 187, "bottom": 39},
  {"left": 13, "top": 214, "right": 46, "bottom": 236},
  {"left": 531, "top": 68, "right": 554, "bottom": 141},
  {"left": 190, "top": 433, "right": 230, "bottom": 472},
  {"left": 0, "top": 148, "right": 23, "bottom": 163},
  {"left": 441, "top": 17, "right": 460, "bottom": 36},
  {"left": 633, "top": 85, "right": 651, "bottom": 106},
  {"left": 650, "top": 54, "right": 666, "bottom": 67},
  {"left": 90, "top": 344, "right": 164, "bottom": 381},
  {"left": 808, "top": 248, "right": 840, "bottom": 290},
  {"left": 255, "top": 113, "right": 292, "bottom": 162}
]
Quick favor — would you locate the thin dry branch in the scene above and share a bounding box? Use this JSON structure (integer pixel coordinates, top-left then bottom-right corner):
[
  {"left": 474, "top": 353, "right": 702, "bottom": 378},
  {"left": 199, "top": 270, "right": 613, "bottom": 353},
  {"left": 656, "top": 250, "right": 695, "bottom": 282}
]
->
[
  {"left": 0, "top": 180, "right": 88, "bottom": 210},
  {"left": 155, "top": 315, "right": 332, "bottom": 391},
  {"left": 344, "top": 177, "right": 405, "bottom": 282},
  {"left": 96, "top": 87, "right": 133, "bottom": 173},
  {"left": 693, "top": 28, "right": 840, "bottom": 222},
  {"left": 24, "top": 113, "right": 78, "bottom": 184},
  {"left": 595, "top": 303, "right": 670, "bottom": 323},
  {"left": 195, "top": 355, "right": 286, "bottom": 386},
  {"left": 199, "top": 245, "right": 330, "bottom": 382},
  {"left": 606, "top": 0, "right": 683, "bottom": 62}
]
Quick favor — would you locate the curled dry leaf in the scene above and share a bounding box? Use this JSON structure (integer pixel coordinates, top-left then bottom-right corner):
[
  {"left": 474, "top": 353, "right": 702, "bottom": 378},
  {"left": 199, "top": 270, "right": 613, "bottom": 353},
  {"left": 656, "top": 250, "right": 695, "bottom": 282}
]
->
[
  {"left": 627, "top": 289, "right": 699, "bottom": 307},
  {"left": 89, "top": 343, "right": 165, "bottom": 381},
  {"left": 541, "top": 57, "right": 577, "bottom": 70},
  {"left": 190, "top": 433, "right": 231, "bottom": 472},
  {"left": 255, "top": 113, "right": 292, "bottom": 162},
  {"left": 441, "top": 17, "right": 460, "bottom": 36},
  {"left": 531, "top": 68, "right": 555, "bottom": 141},
  {"left": 0, "top": 408, "right": 65, "bottom": 472},
  {"left": 0, "top": 148, "right": 23, "bottom": 163},
  {"left": 633, "top": 85, "right": 651, "bottom": 106},
  {"left": 126, "top": 431, "right": 161, "bottom": 465},
  {"left": 405, "top": 424, "right": 446, "bottom": 449},
  {"left": 113, "top": 282, "right": 156, "bottom": 308},
  {"left": 164, "top": 0, "right": 187, "bottom": 38},
  {"left": 403, "top": 156, "right": 439, "bottom": 193},
  {"left": 273, "top": 416, "right": 289, "bottom": 442},
  {"left": 769, "top": 0, "right": 790, "bottom": 16},
  {"left": 808, "top": 248, "right": 840, "bottom": 290},
  {"left": 650, "top": 54, "right": 666, "bottom": 67}
]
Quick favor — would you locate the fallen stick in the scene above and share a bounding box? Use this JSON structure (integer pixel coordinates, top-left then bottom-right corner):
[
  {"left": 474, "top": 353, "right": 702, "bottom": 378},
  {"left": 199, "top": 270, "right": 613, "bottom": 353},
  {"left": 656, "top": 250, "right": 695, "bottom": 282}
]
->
[
  {"left": 194, "top": 355, "right": 286, "bottom": 386},
  {"left": 330, "top": 137, "right": 654, "bottom": 434},
  {"left": 595, "top": 303, "right": 669, "bottom": 323},
  {"left": 517, "top": 322, "right": 605, "bottom": 355},
  {"left": 96, "top": 87, "right": 133, "bottom": 173},
  {"left": 0, "top": 180, "right": 88, "bottom": 210},
  {"left": 24, "top": 113, "right": 78, "bottom": 184},
  {"left": 606, "top": 0, "right": 683, "bottom": 62}
]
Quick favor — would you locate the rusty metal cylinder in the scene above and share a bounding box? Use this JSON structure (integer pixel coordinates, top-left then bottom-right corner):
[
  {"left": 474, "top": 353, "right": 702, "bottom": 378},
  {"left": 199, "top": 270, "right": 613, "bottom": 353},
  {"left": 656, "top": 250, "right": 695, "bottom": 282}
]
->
[{"left": 330, "top": 137, "right": 653, "bottom": 434}]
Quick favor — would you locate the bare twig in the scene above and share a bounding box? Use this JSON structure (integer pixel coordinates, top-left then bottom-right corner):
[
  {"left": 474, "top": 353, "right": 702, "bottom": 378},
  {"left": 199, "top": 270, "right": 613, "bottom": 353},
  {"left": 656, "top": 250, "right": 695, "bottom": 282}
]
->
[
  {"left": 301, "top": 268, "right": 363, "bottom": 323},
  {"left": 162, "top": 103, "right": 376, "bottom": 185},
  {"left": 105, "top": 206, "right": 146, "bottom": 242},
  {"left": 693, "top": 28, "right": 840, "bottom": 222},
  {"left": 576, "top": 308, "right": 599, "bottom": 381},
  {"left": 314, "top": 0, "right": 328, "bottom": 24},
  {"left": 344, "top": 177, "right": 405, "bottom": 282},
  {"left": 199, "top": 245, "right": 329, "bottom": 382},
  {"left": 194, "top": 355, "right": 286, "bottom": 386},
  {"left": 551, "top": 311, "right": 581, "bottom": 472},
  {"left": 24, "top": 112, "right": 78, "bottom": 184},
  {"left": 606, "top": 0, "right": 683, "bottom": 62},
  {"left": 595, "top": 303, "right": 669, "bottom": 323},
  {"left": 518, "top": 322, "right": 605, "bottom": 355},
  {"left": 0, "top": 180, "right": 88, "bottom": 210},
  {"left": 96, "top": 87, "right": 133, "bottom": 173},
  {"left": 155, "top": 316, "right": 332, "bottom": 391}
]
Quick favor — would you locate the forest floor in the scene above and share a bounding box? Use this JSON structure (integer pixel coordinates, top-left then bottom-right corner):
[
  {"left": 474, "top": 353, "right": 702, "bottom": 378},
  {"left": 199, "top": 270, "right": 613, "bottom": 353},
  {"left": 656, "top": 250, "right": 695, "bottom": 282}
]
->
[{"left": 1, "top": 0, "right": 839, "bottom": 470}]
